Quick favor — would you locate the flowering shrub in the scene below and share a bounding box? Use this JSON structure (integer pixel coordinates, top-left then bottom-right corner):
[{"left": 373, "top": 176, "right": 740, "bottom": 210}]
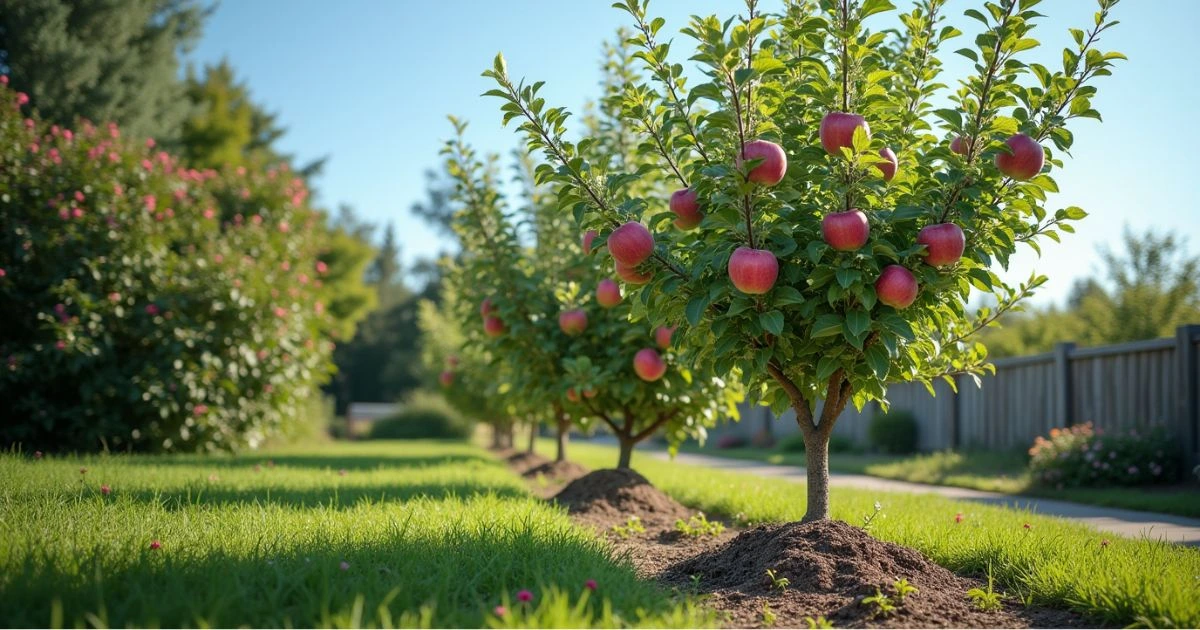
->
[
  {"left": 1028, "top": 423, "right": 1182, "bottom": 487},
  {"left": 0, "top": 81, "right": 344, "bottom": 452}
]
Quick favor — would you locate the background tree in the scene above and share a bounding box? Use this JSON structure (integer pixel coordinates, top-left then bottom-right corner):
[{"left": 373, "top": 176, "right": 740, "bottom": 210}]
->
[
  {"left": 982, "top": 228, "right": 1200, "bottom": 355},
  {"left": 0, "top": 0, "right": 205, "bottom": 144}
]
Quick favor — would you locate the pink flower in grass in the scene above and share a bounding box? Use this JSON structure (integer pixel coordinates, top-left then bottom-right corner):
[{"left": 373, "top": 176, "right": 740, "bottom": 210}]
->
[
  {"left": 149, "top": 540, "right": 162, "bottom": 550},
  {"left": 100, "top": 484, "right": 111, "bottom": 496},
  {"left": 585, "top": 579, "right": 598, "bottom": 591},
  {"left": 954, "top": 513, "right": 964, "bottom": 523},
  {"left": 493, "top": 605, "right": 507, "bottom": 617},
  {"left": 516, "top": 590, "right": 533, "bottom": 603},
  {"left": 1023, "top": 523, "right": 1032, "bottom": 530},
  {"left": 1100, "top": 539, "right": 1110, "bottom": 548}
]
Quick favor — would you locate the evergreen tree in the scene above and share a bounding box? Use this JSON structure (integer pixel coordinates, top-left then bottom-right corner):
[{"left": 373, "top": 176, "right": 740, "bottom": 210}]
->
[{"left": 0, "top": 0, "right": 206, "bottom": 143}]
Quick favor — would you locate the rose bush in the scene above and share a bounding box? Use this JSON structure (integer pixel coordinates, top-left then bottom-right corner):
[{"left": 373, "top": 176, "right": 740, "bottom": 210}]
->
[{"left": 0, "top": 81, "right": 349, "bottom": 452}]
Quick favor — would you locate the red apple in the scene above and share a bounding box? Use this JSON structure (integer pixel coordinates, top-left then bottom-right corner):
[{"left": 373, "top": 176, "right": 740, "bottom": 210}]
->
[
  {"left": 566, "top": 388, "right": 581, "bottom": 403},
  {"left": 655, "top": 325, "right": 676, "bottom": 350},
  {"left": 608, "top": 222, "right": 654, "bottom": 266},
  {"left": 728, "top": 247, "right": 779, "bottom": 295},
  {"left": 615, "top": 261, "right": 653, "bottom": 285},
  {"left": 558, "top": 309, "right": 588, "bottom": 335},
  {"left": 875, "top": 265, "right": 919, "bottom": 309},
  {"left": 480, "top": 297, "right": 496, "bottom": 317},
  {"left": 582, "top": 230, "right": 598, "bottom": 254},
  {"left": 917, "top": 223, "right": 966, "bottom": 267},
  {"left": 822, "top": 210, "right": 870, "bottom": 252},
  {"left": 950, "top": 135, "right": 970, "bottom": 156},
  {"left": 439, "top": 371, "right": 454, "bottom": 387},
  {"left": 633, "top": 348, "right": 667, "bottom": 382},
  {"left": 876, "top": 147, "right": 898, "bottom": 181},
  {"left": 820, "top": 112, "right": 870, "bottom": 155},
  {"left": 483, "top": 316, "right": 506, "bottom": 337},
  {"left": 739, "top": 140, "right": 787, "bottom": 186},
  {"left": 596, "top": 279, "right": 622, "bottom": 308},
  {"left": 995, "top": 133, "right": 1044, "bottom": 180},
  {"left": 669, "top": 188, "right": 703, "bottom": 230}
]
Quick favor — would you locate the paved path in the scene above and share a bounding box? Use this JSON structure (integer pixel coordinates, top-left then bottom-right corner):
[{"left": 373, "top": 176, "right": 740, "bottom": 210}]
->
[{"left": 652, "top": 451, "right": 1200, "bottom": 546}]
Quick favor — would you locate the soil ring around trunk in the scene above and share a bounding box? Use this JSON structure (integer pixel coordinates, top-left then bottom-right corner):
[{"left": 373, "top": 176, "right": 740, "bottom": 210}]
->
[
  {"left": 499, "top": 457, "right": 1091, "bottom": 628},
  {"left": 505, "top": 451, "right": 550, "bottom": 475},
  {"left": 523, "top": 460, "right": 590, "bottom": 485}
]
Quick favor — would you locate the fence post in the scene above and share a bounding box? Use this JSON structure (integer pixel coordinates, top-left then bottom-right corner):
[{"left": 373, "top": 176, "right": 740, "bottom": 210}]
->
[
  {"left": 1053, "top": 342, "right": 1076, "bottom": 426},
  {"left": 1176, "top": 325, "right": 1200, "bottom": 467}
]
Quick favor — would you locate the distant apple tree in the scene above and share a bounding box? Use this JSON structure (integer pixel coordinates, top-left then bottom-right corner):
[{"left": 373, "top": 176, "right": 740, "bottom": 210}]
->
[{"left": 486, "top": 0, "right": 1123, "bottom": 520}]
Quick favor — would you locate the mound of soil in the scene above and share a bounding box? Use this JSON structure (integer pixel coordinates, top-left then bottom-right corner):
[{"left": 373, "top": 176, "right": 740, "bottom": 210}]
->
[
  {"left": 522, "top": 459, "right": 589, "bottom": 481},
  {"left": 505, "top": 451, "right": 549, "bottom": 474},
  {"left": 663, "top": 519, "right": 1089, "bottom": 629},
  {"left": 552, "top": 468, "right": 693, "bottom": 528}
]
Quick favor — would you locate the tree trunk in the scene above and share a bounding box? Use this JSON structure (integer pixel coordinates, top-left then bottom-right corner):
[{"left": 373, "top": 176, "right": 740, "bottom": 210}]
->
[
  {"left": 490, "top": 423, "right": 502, "bottom": 450},
  {"left": 617, "top": 437, "right": 635, "bottom": 469},
  {"left": 801, "top": 431, "right": 831, "bottom": 523},
  {"left": 526, "top": 420, "right": 537, "bottom": 453},
  {"left": 555, "top": 419, "right": 569, "bottom": 462},
  {"left": 504, "top": 424, "right": 514, "bottom": 449}
]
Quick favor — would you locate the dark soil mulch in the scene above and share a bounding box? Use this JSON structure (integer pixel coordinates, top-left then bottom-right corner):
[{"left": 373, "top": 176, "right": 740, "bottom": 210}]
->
[
  {"left": 505, "top": 451, "right": 549, "bottom": 474},
  {"left": 662, "top": 519, "right": 1093, "bottom": 628},
  {"left": 522, "top": 459, "right": 589, "bottom": 482},
  {"left": 552, "top": 468, "right": 694, "bottom": 529}
]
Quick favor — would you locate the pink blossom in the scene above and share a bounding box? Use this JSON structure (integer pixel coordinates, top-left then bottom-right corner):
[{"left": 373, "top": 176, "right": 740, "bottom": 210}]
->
[
  {"left": 145, "top": 304, "right": 159, "bottom": 316},
  {"left": 49, "top": 148, "right": 61, "bottom": 164},
  {"left": 29, "top": 142, "right": 39, "bottom": 153},
  {"left": 585, "top": 579, "right": 598, "bottom": 591},
  {"left": 55, "top": 340, "right": 66, "bottom": 350},
  {"left": 100, "top": 484, "right": 112, "bottom": 496},
  {"left": 278, "top": 221, "right": 290, "bottom": 233},
  {"left": 203, "top": 207, "right": 215, "bottom": 220},
  {"left": 72, "top": 208, "right": 83, "bottom": 219},
  {"left": 280, "top": 261, "right": 290, "bottom": 271},
  {"left": 493, "top": 606, "right": 507, "bottom": 617},
  {"left": 173, "top": 188, "right": 186, "bottom": 201},
  {"left": 193, "top": 404, "right": 208, "bottom": 416},
  {"left": 141, "top": 159, "right": 153, "bottom": 171},
  {"left": 315, "top": 302, "right": 325, "bottom": 315},
  {"left": 1023, "top": 523, "right": 1032, "bottom": 530},
  {"left": 0, "top": 268, "right": 6, "bottom": 278},
  {"left": 108, "top": 152, "right": 119, "bottom": 163},
  {"left": 954, "top": 513, "right": 964, "bottom": 523},
  {"left": 63, "top": 129, "right": 73, "bottom": 141},
  {"left": 516, "top": 590, "right": 533, "bottom": 603},
  {"left": 0, "top": 75, "right": 7, "bottom": 85},
  {"left": 339, "top": 561, "right": 350, "bottom": 571},
  {"left": 59, "top": 208, "right": 69, "bottom": 220},
  {"left": 149, "top": 540, "right": 162, "bottom": 550},
  {"left": 316, "top": 261, "right": 328, "bottom": 274},
  {"left": 107, "top": 292, "right": 121, "bottom": 303},
  {"left": 240, "top": 188, "right": 250, "bottom": 200},
  {"left": 236, "top": 166, "right": 247, "bottom": 176},
  {"left": 251, "top": 214, "right": 263, "bottom": 225},
  {"left": 74, "top": 191, "right": 85, "bottom": 202},
  {"left": 298, "top": 273, "right": 309, "bottom": 284},
  {"left": 274, "top": 307, "right": 287, "bottom": 318},
  {"left": 23, "top": 118, "right": 34, "bottom": 129},
  {"left": 146, "top": 138, "right": 156, "bottom": 148},
  {"left": 144, "top": 195, "right": 156, "bottom": 212},
  {"left": 107, "top": 122, "right": 119, "bottom": 139},
  {"left": 16, "top": 92, "right": 29, "bottom": 106}
]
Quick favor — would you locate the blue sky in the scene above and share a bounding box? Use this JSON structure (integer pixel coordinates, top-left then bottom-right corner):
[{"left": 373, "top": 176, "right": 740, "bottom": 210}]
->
[{"left": 188, "top": 0, "right": 1200, "bottom": 305}]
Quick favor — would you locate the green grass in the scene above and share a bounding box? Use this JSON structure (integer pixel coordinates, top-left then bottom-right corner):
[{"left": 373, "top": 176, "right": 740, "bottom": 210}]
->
[
  {"left": 0, "top": 441, "right": 715, "bottom": 628},
  {"left": 567, "top": 440, "right": 1200, "bottom": 628},
  {"left": 687, "top": 445, "right": 1200, "bottom": 518}
]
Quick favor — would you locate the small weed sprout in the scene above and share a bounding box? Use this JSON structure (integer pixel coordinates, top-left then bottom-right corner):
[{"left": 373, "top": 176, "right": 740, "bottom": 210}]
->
[
  {"left": 689, "top": 573, "right": 703, "bottom": 592},
  {"left": 892, "top": 578, "right": 919, "bottom": 602},
  {"left": 804, "top": 616, "right": 834, "bottom": 629},
  {"left": 967, "top": 569, "right": 1003, "bottom": 612},
  {"left": 762, "top": 602, "right": 777, "bottom": 627},
  {"left": 611, "top": 515, "right": 645, "bottom": 539},
  {"left": 861, "top": 588, "right": 897, "bottom": 617},
  {"left": 675, "top": 512, "right": 725, "bottom": 538},
  {"left": 765, "top": 568, "right": 790, "bottom": 592},
  {"left": 862, "top": 501, "right": 884, "bottom": 531}
]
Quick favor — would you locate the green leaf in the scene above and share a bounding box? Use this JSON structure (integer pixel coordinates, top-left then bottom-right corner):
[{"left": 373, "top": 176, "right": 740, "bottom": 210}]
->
[
  {"left": 865, "top": 344, "right": 890, "bottom": 379},
  {"left": 845, "top": 309, "right": 871, "bottom": 337},
  {"left": 859, "top": 0, "right": 896, "bottom": 19},
  {"left": 811, "top": 313, "right": 843, "bottom": 338},
  {"left": 686, "top": 295, "right": 709, "bottom": 326},
  {"left": 760, "top": 310, "right": 785, "bottom": 336}
]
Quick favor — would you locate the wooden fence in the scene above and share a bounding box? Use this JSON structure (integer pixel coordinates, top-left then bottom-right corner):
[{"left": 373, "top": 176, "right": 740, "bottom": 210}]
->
[{"left": 722, "top": 325, "right": 1200, "bottom": 463}]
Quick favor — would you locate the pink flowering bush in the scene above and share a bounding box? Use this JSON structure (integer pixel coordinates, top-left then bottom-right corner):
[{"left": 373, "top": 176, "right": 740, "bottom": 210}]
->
[
  {"left": 1027, "top": 423, "right": 1182, "bottom": 487},
  {"left": 0, "top": 82, "right": 339, "bottom": 452}
]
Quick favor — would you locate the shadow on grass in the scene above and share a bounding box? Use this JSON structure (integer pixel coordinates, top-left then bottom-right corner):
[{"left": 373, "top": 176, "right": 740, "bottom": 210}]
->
[
  {"left": 0, "top": 506, "right": 697, "bottom": 628},
  {"left": 120, "top": 449, "right": 497, "bottom": 473},
  {"left": 120, "top": 481, "right": 529, "bottom": 510}
]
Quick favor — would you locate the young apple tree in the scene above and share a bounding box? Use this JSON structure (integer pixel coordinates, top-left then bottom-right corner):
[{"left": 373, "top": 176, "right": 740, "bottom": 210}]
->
[{"left": 485, "top": 0, "right": 1123, "bottom": 521}]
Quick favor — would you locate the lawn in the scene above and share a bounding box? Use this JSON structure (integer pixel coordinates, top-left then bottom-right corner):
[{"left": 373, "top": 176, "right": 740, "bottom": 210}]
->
[
  {"left": 0, "top": 441, "right": 714, "bottom": 628},
  {"left": 686, "top": 444, "right": 1200, "bottom": 518},
  {"left": 565, "top": 440, "right": 1200, "bottom": 628}
]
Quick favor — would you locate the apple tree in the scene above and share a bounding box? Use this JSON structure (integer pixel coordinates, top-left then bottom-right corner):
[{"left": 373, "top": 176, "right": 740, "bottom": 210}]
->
[{"left": 485, "top": 0, "right": 1123, "bottom": 521}]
